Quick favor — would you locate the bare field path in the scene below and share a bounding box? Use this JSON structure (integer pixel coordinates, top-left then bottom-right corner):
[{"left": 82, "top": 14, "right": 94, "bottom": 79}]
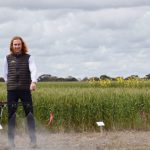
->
[{"left": 0, "top": 130, "right": 150, "bottom": 150}]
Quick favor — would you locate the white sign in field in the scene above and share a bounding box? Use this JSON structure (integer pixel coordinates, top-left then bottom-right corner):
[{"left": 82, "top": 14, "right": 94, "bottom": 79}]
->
[
  {"left": 0, "top": 124, "right": 3, "bottom": 130},
  {"left": 96, "top": 121, "right": 105, "bottom": 126}
]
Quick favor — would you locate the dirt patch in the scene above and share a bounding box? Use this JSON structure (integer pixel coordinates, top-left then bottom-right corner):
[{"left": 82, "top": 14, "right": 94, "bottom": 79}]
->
[{"left": 0, "top": 130, "right": 150, "bottom": 150}]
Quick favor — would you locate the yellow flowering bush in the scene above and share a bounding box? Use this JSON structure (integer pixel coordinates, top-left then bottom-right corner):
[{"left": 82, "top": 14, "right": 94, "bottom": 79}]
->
[{"left": 99, "top": 79, "right": 111, "bottom": 87}]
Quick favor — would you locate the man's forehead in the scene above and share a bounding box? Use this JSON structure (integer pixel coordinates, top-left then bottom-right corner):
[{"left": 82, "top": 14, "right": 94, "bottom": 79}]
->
[{"left": 13, "top": 39, "right": 22, "bottom": 44}]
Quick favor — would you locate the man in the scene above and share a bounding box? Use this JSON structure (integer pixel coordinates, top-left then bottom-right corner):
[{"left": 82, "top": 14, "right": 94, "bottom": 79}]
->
[{"left": 3, "top": 36, "right": 37, "bottom": 149}]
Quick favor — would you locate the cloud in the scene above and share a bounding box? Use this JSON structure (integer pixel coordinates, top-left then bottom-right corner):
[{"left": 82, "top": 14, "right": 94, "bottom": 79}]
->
[
  {"left": 0, "top": 4, "right": 150, "bottom": 78},
  {"left": 0, "top": 0, "right": 150, "bottom": 10}
]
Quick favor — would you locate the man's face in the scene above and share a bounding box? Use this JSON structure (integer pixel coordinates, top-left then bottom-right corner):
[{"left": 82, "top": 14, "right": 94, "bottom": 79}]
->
[{"left": 12, "top": 39, "right": 22, "bottom": 54}]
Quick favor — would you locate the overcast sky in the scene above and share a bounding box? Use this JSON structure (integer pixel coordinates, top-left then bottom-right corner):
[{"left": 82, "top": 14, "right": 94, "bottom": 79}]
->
[{"left": 0, "top": 0, "right": 150, "bottom": 79}]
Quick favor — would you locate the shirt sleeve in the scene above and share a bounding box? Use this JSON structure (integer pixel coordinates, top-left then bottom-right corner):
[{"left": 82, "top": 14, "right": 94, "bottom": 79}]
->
[
  {"left": 29, "top": 56, "right": 37, "bottom": 83},
  {"left": 3, "top": 56, "right": 8, "bottom": 82}
]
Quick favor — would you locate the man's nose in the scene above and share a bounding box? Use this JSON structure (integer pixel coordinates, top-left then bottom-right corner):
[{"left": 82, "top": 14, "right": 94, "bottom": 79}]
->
[{"left": 16, "top": 45, "right": 20, "bottom": 48}]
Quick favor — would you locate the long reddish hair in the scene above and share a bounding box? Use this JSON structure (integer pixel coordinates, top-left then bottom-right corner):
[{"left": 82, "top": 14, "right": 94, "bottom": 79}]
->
[{"left": 10, "top": 36, "right": 28, "bottom": 54}]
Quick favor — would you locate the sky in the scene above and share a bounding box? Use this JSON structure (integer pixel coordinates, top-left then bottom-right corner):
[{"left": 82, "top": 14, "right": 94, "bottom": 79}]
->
[{"left": 0, "top": 0, "right": 150, "bottom": 79}]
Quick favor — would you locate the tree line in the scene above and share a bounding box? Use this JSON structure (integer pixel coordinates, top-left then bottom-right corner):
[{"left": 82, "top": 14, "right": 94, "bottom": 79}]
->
[{"left": 0, "top": 74, "right": 150, "bottom": 82}]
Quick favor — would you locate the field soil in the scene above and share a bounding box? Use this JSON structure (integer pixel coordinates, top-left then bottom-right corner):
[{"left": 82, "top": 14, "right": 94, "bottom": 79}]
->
[{"left": 0, "top": 130, "right": 150, "bottom": 150}]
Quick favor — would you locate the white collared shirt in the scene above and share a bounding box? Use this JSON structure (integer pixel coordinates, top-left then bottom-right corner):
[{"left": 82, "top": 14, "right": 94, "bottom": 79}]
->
[{"left": 3, "top": 55, "right": 37, "bottom": 83}]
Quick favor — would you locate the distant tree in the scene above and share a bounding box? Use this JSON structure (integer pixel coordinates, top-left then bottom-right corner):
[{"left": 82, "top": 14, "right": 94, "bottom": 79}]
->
[
  {"left": 65, "top": 76, "right": 78, "bottom": 81},
  {"left": 82, "top": 77, "right": 89, "bottom": 81},
  {"left": 38, "top": 74, "right": 78, "bottom": 82},
  {"left": 100, "top": 75, "right": 111, "bottom": 80},
  {"left": 38, "top": 74, "right": 52, "bottom": 82},
  {"left": 145, "top": 74, "right": 150, "bottom": 80},
  {"left": 0, "top": 77, "right": 4, "bottom": 82},
  {"left": 88, "top": 77, "right": 99, "bottom": 81},
  {"left": 125, "top": 75, "right": 139, "bottom": 80},
  {"left": 56, "top": 77, "right": 64, "bottom": 81}
]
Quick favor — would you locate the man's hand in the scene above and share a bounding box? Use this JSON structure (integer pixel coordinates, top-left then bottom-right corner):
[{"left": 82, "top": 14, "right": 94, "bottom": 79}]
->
[{"left": 30, "top": 82, "right": 36, "bottom": 91}]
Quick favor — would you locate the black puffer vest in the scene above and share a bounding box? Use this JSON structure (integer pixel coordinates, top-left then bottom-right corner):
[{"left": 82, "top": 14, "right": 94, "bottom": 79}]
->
[{"left": 7, "top": 53, "right": 31, "bottom": 90}]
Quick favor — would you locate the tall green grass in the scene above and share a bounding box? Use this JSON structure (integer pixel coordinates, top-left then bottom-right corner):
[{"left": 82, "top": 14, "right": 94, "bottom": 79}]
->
[{"left": 1, "top": 82, "right": 150, "bottom": 132}]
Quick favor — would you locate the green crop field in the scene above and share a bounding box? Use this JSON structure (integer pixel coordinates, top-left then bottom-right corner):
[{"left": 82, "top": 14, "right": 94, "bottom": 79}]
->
[{"left": 1, "top": 81, "right": 150, "bottom": 132}]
